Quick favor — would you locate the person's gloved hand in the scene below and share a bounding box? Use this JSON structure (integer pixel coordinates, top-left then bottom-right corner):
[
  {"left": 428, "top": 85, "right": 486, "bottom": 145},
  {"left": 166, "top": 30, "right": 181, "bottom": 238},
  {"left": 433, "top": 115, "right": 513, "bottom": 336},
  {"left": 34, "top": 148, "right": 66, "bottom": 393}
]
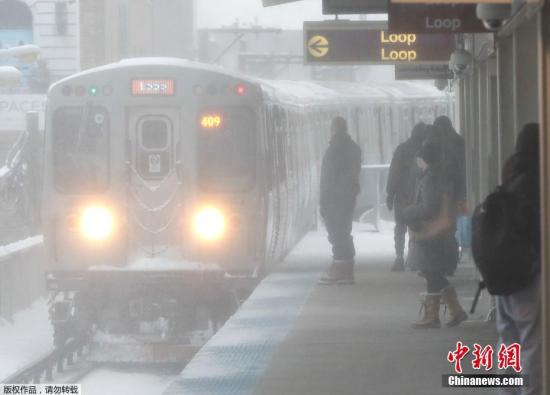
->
[{"left": 386, "top": 195, "right": 394, "bottom": 211}]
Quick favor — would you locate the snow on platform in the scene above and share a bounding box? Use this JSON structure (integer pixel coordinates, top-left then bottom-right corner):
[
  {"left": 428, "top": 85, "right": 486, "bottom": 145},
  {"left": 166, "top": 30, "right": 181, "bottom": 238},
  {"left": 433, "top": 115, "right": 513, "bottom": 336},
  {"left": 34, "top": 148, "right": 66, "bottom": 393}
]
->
[
  {"left": 0, "top": 235, "right": 43, "bottom": 261},
  {"left": 162, "top": 222, "right": 398, "bottom": 395},
  {"left": 0, "top": 298, "right": 53, "bottom": 381},
  {"left": 162, "top": 222, "right": 495, "bottom": 395}
]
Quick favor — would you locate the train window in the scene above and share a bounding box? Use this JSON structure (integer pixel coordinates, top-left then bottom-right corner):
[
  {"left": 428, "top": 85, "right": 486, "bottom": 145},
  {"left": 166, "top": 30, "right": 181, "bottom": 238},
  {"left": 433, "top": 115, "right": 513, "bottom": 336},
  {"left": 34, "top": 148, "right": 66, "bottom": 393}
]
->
[
  {"left": 136, "top": 116, "right": 172, "bottom": 180},
  {"left": 274, "top": 108, "right": 287, "bottom": 183},
  {"left": 276, "top": 133, "right": 287, "bottom": 183},
  {"left": 198, "top": 107, "right": 256, "bottom": 191},
  {"left": 141, "top": 119, "right": 169, "bottom": 150},
  {"left": 52, "top": 106, "right": 109, "bottom": 193}
]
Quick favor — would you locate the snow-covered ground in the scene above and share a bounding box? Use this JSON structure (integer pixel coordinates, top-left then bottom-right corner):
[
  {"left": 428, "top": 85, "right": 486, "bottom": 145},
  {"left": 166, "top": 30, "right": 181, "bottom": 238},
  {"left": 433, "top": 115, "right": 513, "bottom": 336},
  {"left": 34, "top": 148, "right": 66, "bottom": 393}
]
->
[
  {"left": 0, "top": 235, "right": 42, "bottom": 260},
  {"left": 0, "top": 298, "right": 53, "bottom": 380},
  {"left": 304, "top": 219, "right": 401, "bottom": 261}
]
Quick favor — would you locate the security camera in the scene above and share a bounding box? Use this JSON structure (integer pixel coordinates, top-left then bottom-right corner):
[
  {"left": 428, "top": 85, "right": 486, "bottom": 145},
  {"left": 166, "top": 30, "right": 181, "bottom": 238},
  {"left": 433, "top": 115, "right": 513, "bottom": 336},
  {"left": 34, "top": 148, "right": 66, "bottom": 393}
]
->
[
  {"left": 449, "top": 49, "right": 472, "bottom": 76},
  {"left": 476, "top": 3, "right": 511, "bottom": 31}
]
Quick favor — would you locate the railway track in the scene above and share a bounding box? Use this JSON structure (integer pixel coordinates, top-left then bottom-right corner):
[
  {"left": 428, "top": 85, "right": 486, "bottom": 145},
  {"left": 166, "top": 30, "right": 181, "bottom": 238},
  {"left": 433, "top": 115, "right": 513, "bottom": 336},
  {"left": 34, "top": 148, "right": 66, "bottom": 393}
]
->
[
  {"left": 3, "top": 337, "right": 89, "bottom": 384},
  {"left": 2, "top": 337, "right": 189, "bottom": 387},
  {"left": 2, "top": 272, "right": 250, "bottom": 387}
]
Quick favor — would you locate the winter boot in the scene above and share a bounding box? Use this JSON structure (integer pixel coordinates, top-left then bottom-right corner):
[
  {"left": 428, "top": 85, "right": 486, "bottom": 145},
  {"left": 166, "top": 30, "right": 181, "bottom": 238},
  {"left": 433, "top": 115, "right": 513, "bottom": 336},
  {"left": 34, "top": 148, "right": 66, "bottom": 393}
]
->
[
  {"left": 391, "top": 256, "right": 405, "bottom": 272},
  {"left": 318, "top": 260, "right": 354, "bottom": 285},
  {"left": 411, "top": 293, "right": 441, "bottom": 329},
  {"left": 339, "top": 261, "right": 355, "bottom": 284},
  {"left": 441, "top": 286, "right": 468, "bottom": 327}
]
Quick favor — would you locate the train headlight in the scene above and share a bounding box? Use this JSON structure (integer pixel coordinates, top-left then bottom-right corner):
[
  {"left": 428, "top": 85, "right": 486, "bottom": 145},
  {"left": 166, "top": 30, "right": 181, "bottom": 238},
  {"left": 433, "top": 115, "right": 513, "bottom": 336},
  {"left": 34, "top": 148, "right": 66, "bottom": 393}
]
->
[
  {"left": 79, "top": 205, "right": 115, "bottom": 242},
  {"left": 193, "top": 206, "right": 226, "bottom": 242}
]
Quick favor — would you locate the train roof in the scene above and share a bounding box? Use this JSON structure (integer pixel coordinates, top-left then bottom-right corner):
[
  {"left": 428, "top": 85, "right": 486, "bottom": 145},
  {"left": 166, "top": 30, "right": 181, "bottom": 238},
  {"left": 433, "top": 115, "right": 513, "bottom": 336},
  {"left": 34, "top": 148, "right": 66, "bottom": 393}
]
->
[
  {"left": 317, "top": 81, "right": 447, "bottom": 100},
  {"left": 50, "top": 57, "right": 248, "bottom": 89},
  {"left": 260, "top": 79, "right": 448, "bottom": 107},
  {"left": 50, "top": 57, "right": 448, "bottom": 105},
  {"left": 258, "top": 79, "right": 345, "bottom": 106}
]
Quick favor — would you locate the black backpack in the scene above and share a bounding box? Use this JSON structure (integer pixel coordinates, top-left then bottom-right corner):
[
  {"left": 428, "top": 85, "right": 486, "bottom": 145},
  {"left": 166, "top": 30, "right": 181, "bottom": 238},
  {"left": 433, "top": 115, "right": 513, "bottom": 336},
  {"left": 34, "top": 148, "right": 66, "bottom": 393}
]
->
[{"left": 471, "top": 175, "right": 539, "bottom": 295}]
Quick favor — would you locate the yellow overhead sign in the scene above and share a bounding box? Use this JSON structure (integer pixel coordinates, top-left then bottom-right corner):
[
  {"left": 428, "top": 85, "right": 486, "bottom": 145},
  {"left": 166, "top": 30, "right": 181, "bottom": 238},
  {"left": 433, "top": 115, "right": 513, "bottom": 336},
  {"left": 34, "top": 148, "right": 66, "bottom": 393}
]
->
[{"left": 304, "top": 21, "right": 454, "bottom": 65}]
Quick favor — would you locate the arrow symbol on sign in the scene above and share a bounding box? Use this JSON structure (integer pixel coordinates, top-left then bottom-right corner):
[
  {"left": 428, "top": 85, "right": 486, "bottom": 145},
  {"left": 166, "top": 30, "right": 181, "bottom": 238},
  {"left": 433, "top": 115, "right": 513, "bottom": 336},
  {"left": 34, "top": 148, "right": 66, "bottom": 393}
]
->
[
  {"left": 310, "top": 38, "right": 329, "bottom": 53},
  {"left": 307, "top": 35, "right": 330, "bottom": 58}
]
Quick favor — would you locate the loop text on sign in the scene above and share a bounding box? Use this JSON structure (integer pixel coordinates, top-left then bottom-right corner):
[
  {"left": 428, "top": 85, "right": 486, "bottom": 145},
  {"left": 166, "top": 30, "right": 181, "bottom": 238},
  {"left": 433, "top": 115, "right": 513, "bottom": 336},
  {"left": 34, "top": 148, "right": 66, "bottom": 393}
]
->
[{"left": 380, "top": 32, "right": 418, "bottom": 62}]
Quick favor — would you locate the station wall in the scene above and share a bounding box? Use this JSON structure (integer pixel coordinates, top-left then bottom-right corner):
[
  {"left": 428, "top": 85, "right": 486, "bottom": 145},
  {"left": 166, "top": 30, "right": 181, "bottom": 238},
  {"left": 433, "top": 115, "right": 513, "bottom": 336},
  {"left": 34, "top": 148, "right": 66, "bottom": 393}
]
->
[{"left": 456, "top": 11, "right": 540, "bottom": 209}]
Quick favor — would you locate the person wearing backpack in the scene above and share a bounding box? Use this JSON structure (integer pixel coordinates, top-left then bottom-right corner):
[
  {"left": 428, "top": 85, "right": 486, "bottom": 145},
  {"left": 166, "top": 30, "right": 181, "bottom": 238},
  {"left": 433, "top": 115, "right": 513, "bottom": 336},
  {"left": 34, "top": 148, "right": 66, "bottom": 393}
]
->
[
  {"left": 473, "top": 123, "right": 541, "bottom": 395},
  {"left": 400, "top": 137, "right": 468, "bottom": 329},
  {"left": 386, "top": 122, "right": 428, "bottom": 272}
]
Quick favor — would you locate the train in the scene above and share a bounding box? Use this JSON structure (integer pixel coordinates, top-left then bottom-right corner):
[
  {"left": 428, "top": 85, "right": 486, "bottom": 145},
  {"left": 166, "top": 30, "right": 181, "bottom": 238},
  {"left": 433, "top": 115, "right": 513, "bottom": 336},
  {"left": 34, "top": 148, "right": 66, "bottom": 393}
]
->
[{"left": 42, "top": 58, "right": 450, "bottom": 349}]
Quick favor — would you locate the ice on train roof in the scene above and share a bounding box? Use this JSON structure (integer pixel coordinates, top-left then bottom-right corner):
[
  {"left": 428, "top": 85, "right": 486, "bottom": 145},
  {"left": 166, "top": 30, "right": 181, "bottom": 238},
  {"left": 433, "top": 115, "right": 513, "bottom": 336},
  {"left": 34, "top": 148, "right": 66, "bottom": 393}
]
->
[
  {"left": 259, "top": 79, "right": 344, "bottom": 105},
  {"left": 320, "top": 80, "right": 447, "bottom": 100},
  {"left": 50, "top": 57, "right": 252, "bottom": 88},
  {"left": 374, "top": 81, "right": 448, "bottom": 99},
  {"left": 260, "top": 79, "right": 447, "bottom": 105}
]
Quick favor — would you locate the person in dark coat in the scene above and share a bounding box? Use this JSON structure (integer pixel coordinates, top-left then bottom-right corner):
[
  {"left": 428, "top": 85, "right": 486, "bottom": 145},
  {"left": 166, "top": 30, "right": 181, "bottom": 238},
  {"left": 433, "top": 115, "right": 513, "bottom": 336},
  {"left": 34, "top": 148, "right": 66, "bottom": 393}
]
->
[
  {"left": 495, "top": 123, "right": 541, "bottom": 395},
  {"left": 319, "top": 116, "right": 362, "bottom": 285},
  {"left": 430, "top": 115, "right": 466, "bottom": 204},
  {"left": 428, "top": 116, "right": 470, "bottom": 263},
  {"left": 400, "top": 136, "right": 467, "bottom": 329},
  {"left": 386, "top": 122, "right": 427, "bottom": 272}
]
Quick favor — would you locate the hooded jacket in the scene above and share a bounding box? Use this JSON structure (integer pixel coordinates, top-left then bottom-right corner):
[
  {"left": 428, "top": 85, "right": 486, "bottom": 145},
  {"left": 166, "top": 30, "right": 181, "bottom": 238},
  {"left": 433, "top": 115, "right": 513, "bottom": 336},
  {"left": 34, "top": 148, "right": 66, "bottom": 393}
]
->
[
  {"left": 386, "top": 122, "right": 427, "bottom": 207},
  {"left": 429, "top": 116, "right": 466, "bottom": 201}
]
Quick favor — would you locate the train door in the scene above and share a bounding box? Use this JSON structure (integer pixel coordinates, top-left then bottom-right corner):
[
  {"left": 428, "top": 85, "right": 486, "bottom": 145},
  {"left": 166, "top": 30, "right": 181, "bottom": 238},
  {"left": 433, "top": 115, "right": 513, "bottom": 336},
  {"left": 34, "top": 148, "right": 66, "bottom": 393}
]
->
[
  {"left": 126, "top": 108, "right": 182, "bottom": 259},
  {"left": 287, "top": 112, "right": 300, "bottom": 246},
  {"left": 274, "top": 108, "right": 290, "bottom": 261},
  {"left": 352, "top": 107, "right": 361, "bottom": 146},
  {"left": 265, "top": 105, "right": 285, "bottom": 263},
  {"left": 262, "top": 107, "right": 276, "bottom": 269}
]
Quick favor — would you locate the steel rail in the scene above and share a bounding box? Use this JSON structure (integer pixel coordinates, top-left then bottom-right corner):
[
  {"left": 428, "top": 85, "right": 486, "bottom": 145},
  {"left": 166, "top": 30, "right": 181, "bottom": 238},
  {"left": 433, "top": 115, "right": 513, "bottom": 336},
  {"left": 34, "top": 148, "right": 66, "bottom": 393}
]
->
[{"left": 2, "top": 337, "right": 89, "bottom": 384}]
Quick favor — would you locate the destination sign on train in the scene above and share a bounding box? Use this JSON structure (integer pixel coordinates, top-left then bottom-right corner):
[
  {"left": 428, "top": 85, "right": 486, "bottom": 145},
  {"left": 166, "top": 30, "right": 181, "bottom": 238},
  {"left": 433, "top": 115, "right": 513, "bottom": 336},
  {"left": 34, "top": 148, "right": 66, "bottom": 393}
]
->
[
  {"left": 131, "top": 79, "right": 175, "bottom": 96},
  {"left": 304, "top": 21, "right": 454, "bottom": 65}
]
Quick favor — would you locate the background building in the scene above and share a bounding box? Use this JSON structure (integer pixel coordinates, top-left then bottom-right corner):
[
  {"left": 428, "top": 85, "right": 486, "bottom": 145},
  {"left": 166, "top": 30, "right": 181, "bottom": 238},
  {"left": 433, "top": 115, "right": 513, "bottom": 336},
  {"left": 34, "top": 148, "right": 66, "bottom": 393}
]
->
[
  {"left": 0, "top": 0, "right": 79, "bottom": 91},
  {"left": 79, "top": 0, "right": 196, "bottom": 70},
  {"left": 0, "top": 0, "right": 196, "bottom": 132}
]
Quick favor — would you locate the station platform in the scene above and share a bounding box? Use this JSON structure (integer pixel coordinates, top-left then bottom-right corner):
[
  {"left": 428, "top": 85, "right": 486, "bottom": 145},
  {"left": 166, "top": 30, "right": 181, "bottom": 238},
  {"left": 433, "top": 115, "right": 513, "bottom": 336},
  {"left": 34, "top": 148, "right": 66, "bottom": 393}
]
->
[{"left": 163, "top": 223, "right": 497, "bottom": 395}]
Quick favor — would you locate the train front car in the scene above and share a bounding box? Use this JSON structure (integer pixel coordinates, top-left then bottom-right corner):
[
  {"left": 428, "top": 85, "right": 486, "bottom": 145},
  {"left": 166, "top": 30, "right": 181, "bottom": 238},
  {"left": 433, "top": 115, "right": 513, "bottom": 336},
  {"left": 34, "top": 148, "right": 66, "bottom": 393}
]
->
[{"left": 43, "top": 58, "right": 265, "bottom": 354}]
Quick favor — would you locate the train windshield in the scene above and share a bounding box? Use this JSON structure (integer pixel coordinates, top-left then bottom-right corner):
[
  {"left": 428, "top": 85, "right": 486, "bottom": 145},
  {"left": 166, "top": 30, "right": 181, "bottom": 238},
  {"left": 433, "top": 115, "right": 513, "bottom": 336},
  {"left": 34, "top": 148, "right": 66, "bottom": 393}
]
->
[
  {"left": 198, "top": 107, "right": 255, "bottom": 191},
  {"left": 52, "top": 106, "right": 110, "bottom": 193}
]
